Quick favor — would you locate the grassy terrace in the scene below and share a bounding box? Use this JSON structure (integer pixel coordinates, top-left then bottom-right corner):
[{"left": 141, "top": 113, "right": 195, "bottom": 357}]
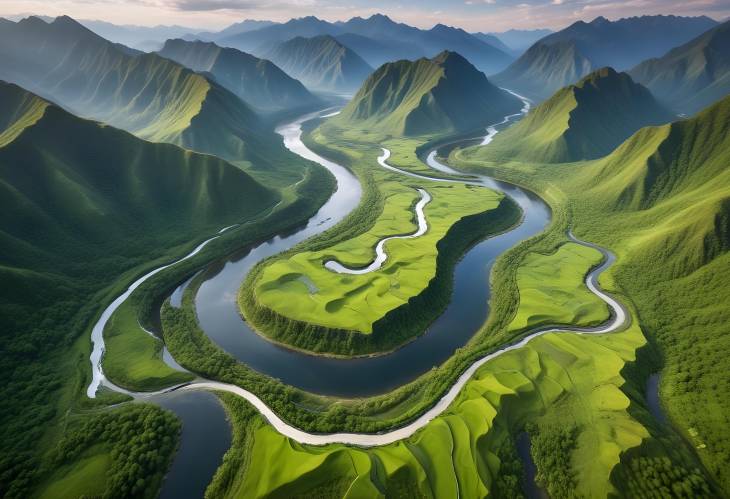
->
[
  {"left": 254, "top": 182, "right": 500, "bottom": 333},
  {"left": 507, "top": 242, "right": 608, "bottom": 334},
  {"left": 203, "top": 243, "right": 654, "bottom": 498},
  {"left": 239, "top": 120, "right": 518, "bottom": 355}
]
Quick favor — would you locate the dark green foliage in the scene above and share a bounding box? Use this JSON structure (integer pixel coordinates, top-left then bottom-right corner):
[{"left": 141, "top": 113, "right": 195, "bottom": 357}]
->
[
  {"left": 492, "top": 435, "right": 526, "bottom": 499},
  {"left": 527, "top": 422, "right": 579, "bottom": 498},
  {"left": 49, "top": 404, "right": 181, "bottom": 499},
  {"left": 0, "top": 82, "right": 329, "bottom": 497},
  {"left": 204, "top": 394, "right": 261, "bottom": 498}
]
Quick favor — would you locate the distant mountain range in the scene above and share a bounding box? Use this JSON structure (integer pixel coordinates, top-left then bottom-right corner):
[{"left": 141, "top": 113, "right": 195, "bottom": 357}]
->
[
  {"left": 213, "top": 14, "right": 514, "bottom": 74},
  {"left": 629, "top": 20, "right": 730, "bottom": 115},
  {"left": 487, "top": 29, "right": 554, "bottom": 52},
  {"left": 79, "top": 19, "right": 207, "bottom": 51},
  {"left": 494, "top": 15, "right": 719, "bottom": 100},
  {"left": 334, "top": 51, "right": 522, "bottom": 136},
  {"left": 158, "top": 39, "right": 318, "bottom": 112},
  {"left": 0, "top": 15, "right": 288, "bottom": 167},
  {"left": 481, "top": 67, "right": 673, "bottom": 163},
  {"left": 264, "top": 35, "right": 373, "bottom": 92}
]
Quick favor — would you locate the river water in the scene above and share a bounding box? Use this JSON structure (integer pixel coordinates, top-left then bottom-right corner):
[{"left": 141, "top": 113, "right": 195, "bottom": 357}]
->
[{"left": 191, "top": 109, "right": 550, "bottom": 398}]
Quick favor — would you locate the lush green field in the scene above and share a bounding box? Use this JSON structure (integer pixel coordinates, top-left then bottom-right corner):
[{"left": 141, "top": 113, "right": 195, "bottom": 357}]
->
[
  {"left": 102, "top": 301, "right": 194, "bottom": 391},
  {"left": 507, "top": 242, "right": 608, "bottom": 334},
  {"left": 254, "top": 181, "right": 501, "bottom": 333},
  {"left": 37, "top": 446, "right": 110, "bottom": 499},
  {"left": 452, "top": 95, "right": 730, "bottom": 491},
  {"left": 210, "top": 321, "right": 660, "bottom": 498},
  {"left": 239, "top": 116, "right": 519, "bottom": 355}
]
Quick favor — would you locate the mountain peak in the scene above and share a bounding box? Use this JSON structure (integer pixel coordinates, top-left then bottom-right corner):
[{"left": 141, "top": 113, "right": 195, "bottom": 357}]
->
[{"left": 591, "top": 16, "right": 610, "bottom": 24}]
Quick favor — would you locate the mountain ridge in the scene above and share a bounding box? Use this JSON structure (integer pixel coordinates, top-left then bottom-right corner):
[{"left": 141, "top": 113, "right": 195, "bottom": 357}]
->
[
  {"left": 335, "top": 50, "right": 522, "bottom": 136},
  {"left": 476, "top": 67, "right": 673, "bottom": 163}
]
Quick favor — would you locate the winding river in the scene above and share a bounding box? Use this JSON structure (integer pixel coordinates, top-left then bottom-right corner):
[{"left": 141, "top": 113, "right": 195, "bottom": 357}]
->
[{"left": 85, "top": 95, "right": 630, "bottom": 491}]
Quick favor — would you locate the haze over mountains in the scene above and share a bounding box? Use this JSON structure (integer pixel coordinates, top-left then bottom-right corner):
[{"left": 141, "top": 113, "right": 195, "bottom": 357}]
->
[
  {"left": 478, "top": 67, "right": 673, "bottom": 163},
  {"left": 335, "top": 51, "right": 522, "bottom": 136},
  {"left": 158, "top": 39, "right": 318, "bottom": 112},
  {"left": 630, "top": 20, "right": 730, "bottom": 115},
  {"left": 210, "top": 14, "right": 515, "bottom": 75},
  {"left": 264, "top": 35, "right": 373, "bottom": 92},
  {"left": 495, "top": 15, "right": 719, "bottom": 100},
  {"left": 0, "top": 15, "right": 292, "bottom": 169}
]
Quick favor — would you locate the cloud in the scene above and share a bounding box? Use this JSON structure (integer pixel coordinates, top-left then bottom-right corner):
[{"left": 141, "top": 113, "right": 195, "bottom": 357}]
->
[{"left": 170, "top": 0, "right": 261, "bottom": 10}]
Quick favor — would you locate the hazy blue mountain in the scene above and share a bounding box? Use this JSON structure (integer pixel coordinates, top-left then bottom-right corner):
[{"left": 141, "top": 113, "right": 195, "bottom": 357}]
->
[
  {"left": 220, "top": 16, "right": 339, "bottom": 54},
  {"left": 264, "top": 35, "right": 373, "bottom": 92},
  {"left": 335, "top": 33, "right": 423, "bottom": 68},
  {"left": 80, "top": 19, "right": 208, "bottom": 50},
  {"left": 158, "top": 38, "right": 318, "bottom": 113},
  {"left": 220, "top": 14, "right": 513, "bottom": 73},
  {"left": 629, "top": 20, "right": 730, "bottom": 115},
  {"left": 489, "top": 28, "right": 553, "bottom": 52},
  {"left": 335, "top": 51, "right": 522, "bottom": 136},
  {"left": 494, "top": 15, "right": 718, "bottom": 100},
  {"left": 471, "top": 32, "right": 515, "bottom": 55}
]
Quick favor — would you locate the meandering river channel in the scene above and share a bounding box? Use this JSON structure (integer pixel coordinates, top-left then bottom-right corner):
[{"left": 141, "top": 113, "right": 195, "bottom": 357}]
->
[{"left": 86, "top": 96, "right": 630, "bottom": 494}]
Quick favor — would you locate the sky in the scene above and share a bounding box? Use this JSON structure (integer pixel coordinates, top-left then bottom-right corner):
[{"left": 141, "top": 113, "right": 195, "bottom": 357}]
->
[{"left": 1, "top": 0, "right": 728, "bottom": 32}]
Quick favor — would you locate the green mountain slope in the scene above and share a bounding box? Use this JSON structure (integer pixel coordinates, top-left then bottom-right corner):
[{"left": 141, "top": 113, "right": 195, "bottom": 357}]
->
[
  {"left": 335, "top": 51, "right": 522, "bottom": 136},
  {"left": 0, "top": 81, "right": 277, "bottom": 272},
  {"left": 492, "top": 41, "right": 593, "bottom": 100},
  {"left": 158, "top": 38, "right": 318, "bottom": 113},
  {"left": 0, "top": 80, "right": 279, "bottom": 497},
  {"left": 494, "top": 15, "right": 718, "bottom": 100},
  {"left": 629, "top": 20, "right": 730, "bottom": 115},
  {"left": 264, "top": 35, "right": 373, "bottom": 92},
  {"left": 0, "top": 15, "right": 273, "bottom": 168},
  {"left": 0, "top": 81, "right": 49, "bottom": 146},
  {"left": 480, "top": 68, "right": 673, "bottom": 163},
  {"left": 454, "top": 93, "right": 730, "bottom": 492}
]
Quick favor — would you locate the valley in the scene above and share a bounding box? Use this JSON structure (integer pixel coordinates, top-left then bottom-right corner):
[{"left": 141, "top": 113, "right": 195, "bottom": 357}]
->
[{"left": 1, "top": 7, "right": 729, "bottom": 499}]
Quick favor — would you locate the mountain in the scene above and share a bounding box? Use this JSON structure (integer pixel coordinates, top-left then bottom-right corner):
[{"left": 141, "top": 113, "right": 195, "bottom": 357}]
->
[
  {"left": 0, "top": 81, "right": 276, "bottom": 266},
  {"left": 80, "top": 19, "right": 207, "bottom": 50},
  {"left": 571, "top": 93, "right": 730, "bottom": 273},
  {"left": 471, "top": 32, "right": 515, "bottom": 55},
  {"left": 629, "top": 21, "right": 730, "bottom": 115},
  {"left": 335, "top": 33, "right": 422, "bottom": 68},
  {"left": 264, "top": 35, "right": 373, "bottom": 92},
  {"left": 0, "top": 15, "right": 272, "bottom": 166},
  {"left": 493, "top": 41, "right": 593, "bottom": 100},
  {"left": 220, "top": 16, "right": 339, "bottom": 54},
  {"left": 423, "top": 24, "right": 513, "bottom": 73},
  {"left": 488, "top": 29, "right": 553, "bottom": 52},
  {"left": 494, "top": 15, "right": 718, "bottom": 100},
  {"left": 334, "top": 51, "right": 523, "bottom": 136},
  {"left": 205, "top": 19, "right": 277, "bottom": 39},
  {"left": 158, "top": 39, "right": 318, "bottom": 113},
  {"left": 478, "top": 68, "right": 673, "bottom": 163},
  {"left": 220, "top": 14, "right": 513, "bottom": 73}
]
